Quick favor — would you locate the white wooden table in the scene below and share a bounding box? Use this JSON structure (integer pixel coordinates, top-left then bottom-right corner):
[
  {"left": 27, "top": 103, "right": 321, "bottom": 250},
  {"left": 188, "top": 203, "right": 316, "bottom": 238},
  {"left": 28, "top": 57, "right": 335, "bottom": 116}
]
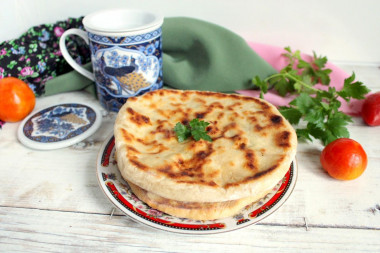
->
[{"left": 0, "top": 63, "right": 379, "bottom": 252}]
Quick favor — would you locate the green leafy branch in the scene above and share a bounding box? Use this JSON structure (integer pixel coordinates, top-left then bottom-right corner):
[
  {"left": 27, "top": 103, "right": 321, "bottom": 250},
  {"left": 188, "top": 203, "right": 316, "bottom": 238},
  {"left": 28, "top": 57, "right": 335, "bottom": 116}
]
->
[{"left": 252, "top": 47, "right": 370, "bottom": 145}]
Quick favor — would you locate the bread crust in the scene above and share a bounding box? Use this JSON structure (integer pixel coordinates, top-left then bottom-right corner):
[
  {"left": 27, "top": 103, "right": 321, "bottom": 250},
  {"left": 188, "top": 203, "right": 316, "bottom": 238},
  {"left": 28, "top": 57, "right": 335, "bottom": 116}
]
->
[{"left": 127, "top": 180, "right": 274, "bottom": 220}]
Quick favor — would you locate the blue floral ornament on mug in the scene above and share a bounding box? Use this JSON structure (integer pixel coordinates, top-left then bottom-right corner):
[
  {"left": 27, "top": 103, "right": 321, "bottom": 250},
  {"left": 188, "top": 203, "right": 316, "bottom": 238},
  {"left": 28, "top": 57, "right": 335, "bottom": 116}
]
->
[
  {"left": 89, "top": 28, "right": 163, "bottom": 111},
  {"left": 59, "top": 9, "right": 164, "bottom": 112}
]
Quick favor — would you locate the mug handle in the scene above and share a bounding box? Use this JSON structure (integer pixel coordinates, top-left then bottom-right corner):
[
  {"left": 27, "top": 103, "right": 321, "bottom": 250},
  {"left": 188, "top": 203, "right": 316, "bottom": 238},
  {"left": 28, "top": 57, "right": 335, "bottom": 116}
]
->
[{"left": 59, "top": 29, "right": 95, "bottom": 81}]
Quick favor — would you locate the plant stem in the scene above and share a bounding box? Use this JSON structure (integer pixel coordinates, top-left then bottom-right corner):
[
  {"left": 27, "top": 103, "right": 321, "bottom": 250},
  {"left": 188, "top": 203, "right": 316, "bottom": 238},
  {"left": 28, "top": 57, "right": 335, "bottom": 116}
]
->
[
  {"left": 263, "top": 73, "right": 283, "bottom": 82},
  {"left": 264, "top": 73, "right": 320, "bottom": 93},
  {"left": 284, "top": 73, "right": 319, "bottom": 92}
]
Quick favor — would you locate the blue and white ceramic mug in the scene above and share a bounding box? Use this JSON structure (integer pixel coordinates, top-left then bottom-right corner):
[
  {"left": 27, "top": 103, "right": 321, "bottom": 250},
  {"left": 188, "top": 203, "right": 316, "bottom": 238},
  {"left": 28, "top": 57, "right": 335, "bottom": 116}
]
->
[{"left": 60, "top": 9, "right": 164, "bottom": 112}]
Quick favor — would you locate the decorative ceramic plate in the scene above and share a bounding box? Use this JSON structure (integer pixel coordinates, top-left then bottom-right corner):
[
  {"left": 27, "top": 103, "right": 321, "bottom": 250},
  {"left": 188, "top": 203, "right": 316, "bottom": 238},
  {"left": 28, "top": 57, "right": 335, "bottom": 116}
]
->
[
  {"left": 18, "top": 103, "right": 102, "bottom": 150},
  {"left": 96, "top": 134, "right": 298, "bottom": 234}
]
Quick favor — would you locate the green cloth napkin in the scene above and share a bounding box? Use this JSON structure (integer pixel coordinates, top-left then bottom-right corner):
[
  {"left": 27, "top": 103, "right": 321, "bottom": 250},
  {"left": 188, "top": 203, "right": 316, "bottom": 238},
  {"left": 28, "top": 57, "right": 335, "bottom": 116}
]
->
[
  {"left": 44, "top": 62, "right": 96, "bottom": 96},
  {"left": 44, "top": 17, "right": 276, "bottom": 96}
]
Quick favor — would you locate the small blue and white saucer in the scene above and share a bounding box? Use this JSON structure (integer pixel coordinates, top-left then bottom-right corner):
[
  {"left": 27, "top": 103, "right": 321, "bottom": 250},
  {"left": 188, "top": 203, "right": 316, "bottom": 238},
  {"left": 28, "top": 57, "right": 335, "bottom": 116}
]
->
[{"left": 17, "top": 103, "right": 102, "bottom": 150}]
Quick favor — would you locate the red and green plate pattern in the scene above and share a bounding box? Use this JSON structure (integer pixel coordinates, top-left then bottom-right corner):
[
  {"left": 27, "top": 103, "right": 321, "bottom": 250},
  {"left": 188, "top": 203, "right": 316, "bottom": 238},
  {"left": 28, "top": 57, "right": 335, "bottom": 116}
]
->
[{"left": 96, "top": 134, "right": 297, "bottom": 234}]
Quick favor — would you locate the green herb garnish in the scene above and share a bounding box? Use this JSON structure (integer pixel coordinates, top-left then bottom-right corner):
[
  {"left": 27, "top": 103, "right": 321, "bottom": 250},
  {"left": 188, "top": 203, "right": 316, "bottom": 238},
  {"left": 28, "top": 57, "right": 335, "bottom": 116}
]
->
[
  {"left": 174, "top": 119, "right": 212, "bottom": 142},
  {"left": 252, "top": 47, "right": 370, "bottom": 145}
]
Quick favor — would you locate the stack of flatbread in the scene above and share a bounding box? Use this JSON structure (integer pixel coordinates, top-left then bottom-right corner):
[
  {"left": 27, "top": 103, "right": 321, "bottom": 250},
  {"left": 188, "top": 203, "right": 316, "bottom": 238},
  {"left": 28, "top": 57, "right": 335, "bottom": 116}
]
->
[{"left": 114, "top": 89, "right": 297, "bottom": 220}]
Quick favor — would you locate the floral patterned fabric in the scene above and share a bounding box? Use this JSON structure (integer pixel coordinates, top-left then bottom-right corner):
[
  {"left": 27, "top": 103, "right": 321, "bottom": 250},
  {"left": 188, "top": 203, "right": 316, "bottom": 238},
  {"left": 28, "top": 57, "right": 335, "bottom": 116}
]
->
[{"left": 0, "top": 17, "right": 90, "bottom": 96}]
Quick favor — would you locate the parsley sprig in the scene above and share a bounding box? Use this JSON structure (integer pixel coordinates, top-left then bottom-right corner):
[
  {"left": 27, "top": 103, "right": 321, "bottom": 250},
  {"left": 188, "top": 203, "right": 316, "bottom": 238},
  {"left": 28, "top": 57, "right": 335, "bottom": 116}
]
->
[
  {"left": 252, "top": 47, "right": 370, "bottom": 145},
  {"left": 174, "top": 119, "right": 212, "bottom": 142}
]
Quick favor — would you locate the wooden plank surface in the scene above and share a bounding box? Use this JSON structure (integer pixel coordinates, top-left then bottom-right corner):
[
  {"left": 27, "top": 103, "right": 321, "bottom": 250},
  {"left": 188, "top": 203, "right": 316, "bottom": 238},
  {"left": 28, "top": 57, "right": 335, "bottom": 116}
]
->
[
  {"left": 1, "top": 207, "right": 379, "bottom": 253},
  {"left": 0, "top": 64, "right": 379, "bottom": 252}
]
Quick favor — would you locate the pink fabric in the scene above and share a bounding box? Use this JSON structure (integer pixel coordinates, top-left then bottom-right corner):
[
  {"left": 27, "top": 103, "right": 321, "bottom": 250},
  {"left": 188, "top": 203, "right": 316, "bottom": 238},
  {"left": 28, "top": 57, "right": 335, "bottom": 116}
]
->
[{"left": 237, "top": 42, "right": 365, "bottom": 116}]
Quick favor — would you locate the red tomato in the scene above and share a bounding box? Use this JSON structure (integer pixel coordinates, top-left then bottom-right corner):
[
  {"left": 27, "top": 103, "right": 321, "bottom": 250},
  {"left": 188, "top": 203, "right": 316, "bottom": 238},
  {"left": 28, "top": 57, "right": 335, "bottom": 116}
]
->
[
  {"left": 361, "top": 92, "right": 380, "bottom": 126},
  {"left": 320, "top": 138, "right": 367, "bottom": 180},
  {"left": 0, "top": 77, "right": 36, "bottom": 122}
]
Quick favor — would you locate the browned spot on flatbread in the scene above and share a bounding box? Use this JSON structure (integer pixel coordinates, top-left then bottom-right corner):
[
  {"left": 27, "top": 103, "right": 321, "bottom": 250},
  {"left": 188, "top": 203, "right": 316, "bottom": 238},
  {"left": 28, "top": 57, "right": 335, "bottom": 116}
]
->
[
  {"left": 276, "top": 131, "right": 291, "bottom": 148},
  {"left": 244, "top": 150, "right": 256, "bottom": 171},
  {"left": 257, "top": 99, "right": 271, "bottom": 110},
  {"left": 128, "top": 97, "right": 137, "bottom": 102},
  {"left": 270, "top": 114, "right": 283, "bottom": 124},
  {"left": 250, "top": 114, "right": 285, "bottom": 134},
  {"left": 226, "top": 122, "right": 237, "bottom": 129},
  {"left": 180, "top": 91, "right": 190, "bottom": 101},
  {"left": 226, "top": 102, "right": 242, "bottom": 111},
  {"left": 168, "top": 96, "right": 177, "bottom": 102},
  {"left": 129, "top": 157, "right": 149, "bottom": 171},
  {"left": 194, "top": 91, "right": 228, "bottom": 99},
  {"left": 211, "top": 122, "right": 244, "bottom": 141},
  {"left": 251, "top": 165, "right": 278, "bottom": 179},
  {"left": 177, "top": 179, "right": 218, "bottom": 187},
  {"left": 121, "top": 128, "right": 135, "bottom": 142},
  {"left": 132, "top": 139, "right": 169, "bottom": 154},
  {"left": 255, "top": 124, "right": 263, "bottom": 131},
  {"left": 146, "top": 143, "right": 169, "bottom": 154},
  {"left": 127, "top": 146, "right": 140, "bottom": 154},
  {"left": 181, "top": 119, "right": 189, "bottom": 126},
  {"left": 155, "top": 142, "right": 217, "bottom": 186},
  {"left": 149, "top": 103, "right": 157, "bottom": 109},
  {"left": 210, "top": 102, "right": 224, "bottom": 109},
  {"left": 158, "top": 164, "right": 173, "bottom": 174},
  {"left": 206, "top": 124, "right": 219, "bottom": 135},
  {"left": 224, "top": 154, "right": 287, "bottom": 189},
  {"left": 150, "top": 123, "right": 175, "bottom": 140},
  {"left": 192, "top": 101, "right": 227, "bottom": 120},
  {"left": 180, "top": 167, "right": 205, "bottom": 178},
  {"left": 127, "top": 107, "right": 151, "bottom": 126},
  {"left": 217, "top": 112, "right": 224, "bottom": 120},
  {"left": 224, "top": 165, "right": 277, "bottom": 189},
  {"left": 195, "top": 112, "right": 206, "bottom": 119},
  {"left": 170, "top": 102, "right": 183, "bottom": 107},
  {"left": 194, "top": 98, "right": 206, "bottom": 104},
  {"left": 196, "top": 150, "right": 208, "bottom": 159},
  {"left": 136, "top": 138, "right": 158, "bottom": 146},
  {"left": 248, "top": 116, "right": 257, "bottom": 123}
]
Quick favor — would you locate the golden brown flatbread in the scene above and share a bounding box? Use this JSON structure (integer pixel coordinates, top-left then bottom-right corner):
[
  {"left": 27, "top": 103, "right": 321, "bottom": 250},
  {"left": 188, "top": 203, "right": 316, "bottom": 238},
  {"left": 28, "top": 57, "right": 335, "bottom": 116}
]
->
[
  {"left": 114, "top": 89, "right": 297, "bottom": 219},
  {"left": 127, "top": 180, "right": 274, "bottom": 220}
]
